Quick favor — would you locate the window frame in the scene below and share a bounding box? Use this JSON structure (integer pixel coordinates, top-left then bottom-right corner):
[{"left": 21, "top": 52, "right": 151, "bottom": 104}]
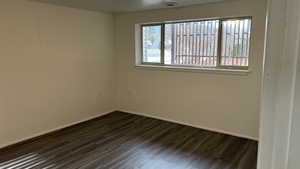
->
[{"left": 138, "top": 16, "right": 253, "bottom": 71}]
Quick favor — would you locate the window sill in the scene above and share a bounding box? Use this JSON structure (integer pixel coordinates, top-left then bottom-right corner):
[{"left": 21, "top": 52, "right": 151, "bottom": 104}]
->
[{"left": 135, "top": 64, "right": 251, "bottom": 75}]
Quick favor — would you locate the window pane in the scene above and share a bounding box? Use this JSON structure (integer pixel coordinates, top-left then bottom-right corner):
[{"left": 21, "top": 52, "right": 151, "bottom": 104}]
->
[
  {"left": 164, "top": 20, "right": 219, "bottom": 67},
  {"left": 142, "top": 25, "right": 161, "bottom": 63},
  {"left": 221, "top": 19, "right": 251, "bottom": 67}
]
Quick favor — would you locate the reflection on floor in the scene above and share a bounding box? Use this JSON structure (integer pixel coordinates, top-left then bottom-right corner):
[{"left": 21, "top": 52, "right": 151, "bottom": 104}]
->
[{"left": 0, "top": 111, "right": 258, "bottom": 169}]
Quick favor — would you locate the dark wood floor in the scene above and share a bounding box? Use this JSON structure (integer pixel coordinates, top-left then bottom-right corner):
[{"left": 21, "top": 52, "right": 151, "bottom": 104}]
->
[{"left": 0, "top": 111, "right": 258, "bottom": 169}]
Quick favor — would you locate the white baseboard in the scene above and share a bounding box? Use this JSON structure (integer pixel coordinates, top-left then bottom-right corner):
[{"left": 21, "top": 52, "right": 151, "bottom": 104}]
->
[
  {"left": 1, "top": 109, "right": 258, "bottom": 149},
  {"left": 119, "top": 109, "right": 259, "bottom": 141},
  {"left": 0, "top": 110, "right": 115, "bottom": 149}
]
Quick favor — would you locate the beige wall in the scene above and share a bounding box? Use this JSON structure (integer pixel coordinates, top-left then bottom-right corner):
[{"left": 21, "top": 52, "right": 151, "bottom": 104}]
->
[
  {"left": 0, "top": 0, "right": 266, "bottom": 148},
  {"left": 0, "top": 0, "right": 115, "bottom": 148},
  {"left": 115, "top": 0, "right": 266, "bottom": 139}
]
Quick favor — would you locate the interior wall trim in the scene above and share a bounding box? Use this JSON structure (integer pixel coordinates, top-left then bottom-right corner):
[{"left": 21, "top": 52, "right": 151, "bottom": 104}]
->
[
  {"left": 0, "top": 110, "right": 116, "bottom": 150},
  {"left": 119, "top": 109, "right": 259, "bottom": 141},
  {"left": 0, "top": 108, "right": 258, "bottom": 152}
]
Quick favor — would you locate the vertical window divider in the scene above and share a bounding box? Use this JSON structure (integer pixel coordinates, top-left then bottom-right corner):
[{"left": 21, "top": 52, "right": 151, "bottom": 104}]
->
[
  {"left": 161, "top": 23, "right": 166, "bottom": 65},
  {"left": 216, "top": 19, "right": 223, "bottom": 68}
]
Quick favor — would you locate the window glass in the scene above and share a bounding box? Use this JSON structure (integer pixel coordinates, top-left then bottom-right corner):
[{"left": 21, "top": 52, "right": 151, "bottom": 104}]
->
[
  {"left": 142, "top": 25, "right": 162, "bottom": 63},
  {"left": 139, "top": 17, "right": 252, "bottom": 70},
  {"left": 221, "top": 19, "right": 251, "bottom": 67},
  {"left": 165, "top": 20, "right": 219, "bottom": 67}
]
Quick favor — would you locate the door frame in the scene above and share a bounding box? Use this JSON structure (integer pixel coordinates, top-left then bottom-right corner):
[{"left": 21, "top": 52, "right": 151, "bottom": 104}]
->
[{"left": 258, "top": 0, "right": 300, "bottom": 168}]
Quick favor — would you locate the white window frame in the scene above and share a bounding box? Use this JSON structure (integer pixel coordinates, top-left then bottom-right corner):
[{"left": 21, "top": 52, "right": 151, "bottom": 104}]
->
[{"left": 135, "top": 16, "right": 253, "bottom": 72}]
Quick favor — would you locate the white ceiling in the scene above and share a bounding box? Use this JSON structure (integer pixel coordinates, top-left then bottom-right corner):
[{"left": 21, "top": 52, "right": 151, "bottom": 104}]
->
[{"left": 34, "top": 0, "right": 226, "bottom": 13}]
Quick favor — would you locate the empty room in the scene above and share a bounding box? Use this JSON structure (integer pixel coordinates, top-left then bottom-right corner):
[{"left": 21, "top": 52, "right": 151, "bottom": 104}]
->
[{"left": 1, "top": 0, "right": 300, "bottom": 169}]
